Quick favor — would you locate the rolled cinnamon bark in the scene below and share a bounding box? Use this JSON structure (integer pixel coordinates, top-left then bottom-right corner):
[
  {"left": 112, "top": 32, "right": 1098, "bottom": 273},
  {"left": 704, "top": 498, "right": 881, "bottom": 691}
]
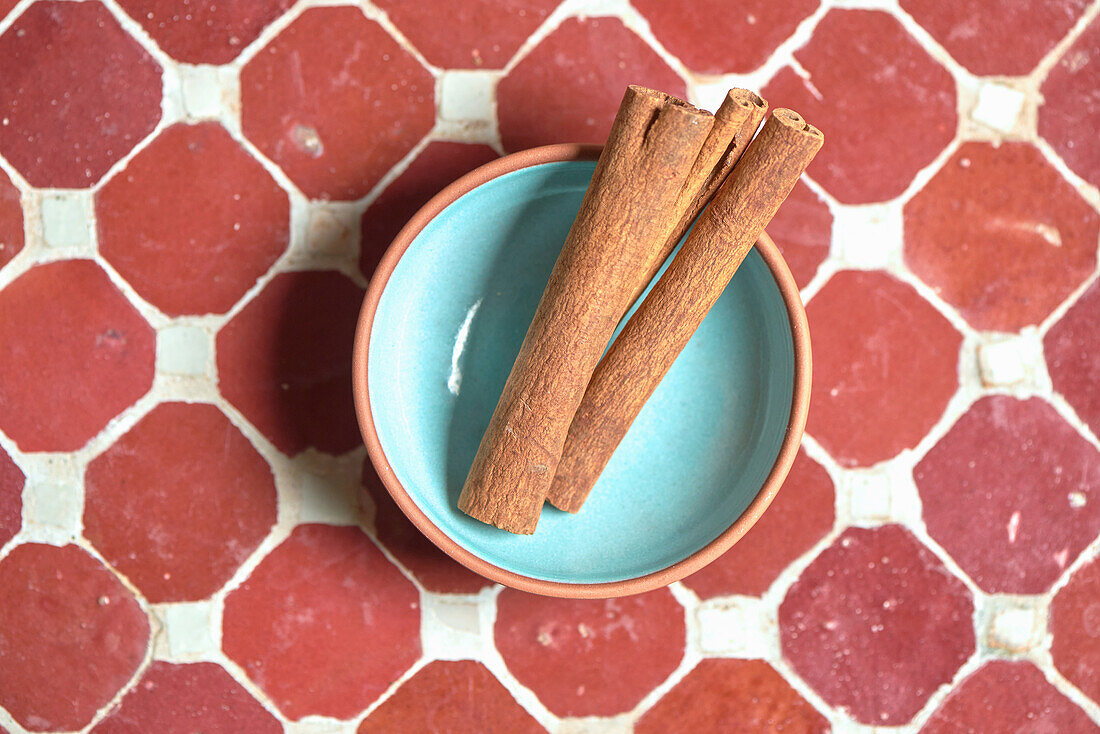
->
[
  {"left": 627, "top": 89, "right": 768, "bottom": 308},
  {"left": 547, "top": 109, "right": 824, "bottom": 513},
  {"left": 458, "top": 85, "right": 714, "bottom": 534}
]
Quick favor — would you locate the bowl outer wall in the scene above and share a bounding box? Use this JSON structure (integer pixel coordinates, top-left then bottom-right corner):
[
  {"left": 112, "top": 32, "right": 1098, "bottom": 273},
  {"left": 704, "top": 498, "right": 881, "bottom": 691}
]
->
[{"left": 352, "top": 143, "right": 812, "bottom": 598}]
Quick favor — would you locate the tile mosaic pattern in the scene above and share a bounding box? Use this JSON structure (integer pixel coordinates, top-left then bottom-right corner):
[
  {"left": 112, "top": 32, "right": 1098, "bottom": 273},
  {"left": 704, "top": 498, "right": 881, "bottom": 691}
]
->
[{"left": 0, "top": 0, "right": 1098, "bottom": 731}]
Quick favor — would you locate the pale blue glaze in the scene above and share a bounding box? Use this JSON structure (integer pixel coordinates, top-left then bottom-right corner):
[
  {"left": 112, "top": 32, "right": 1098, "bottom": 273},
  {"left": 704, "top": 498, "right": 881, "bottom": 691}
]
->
[{"left": 369, "top": 160, "right": 795, "bottom": 584}]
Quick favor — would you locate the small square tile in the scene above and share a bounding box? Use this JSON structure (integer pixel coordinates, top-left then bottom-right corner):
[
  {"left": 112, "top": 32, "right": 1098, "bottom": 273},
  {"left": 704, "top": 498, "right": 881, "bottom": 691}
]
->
[
  {"left": 986, "top": 605, "right": 1041, "bottom": 652},
  {"left": 831, "top": 202, "right": 902, "bottom": 269},
  {"left": 160, "top": 601, "right": 217, "bottom": 658},
  {"left": 179, "top": 65, "right": 227, "bottom": 119},
  {"left": 439, "top": 70, "right": 495, "bottom": 123},
  {"left": 420, "top": 593, "right": 484, "bottom": 660},
  {"left": 971, "top": 83, "right": 1025, "bottom": 134},
  {"left": 157, "top": 325, "right": 210, "bottom": 375},
  {"left": 24, "top": 480, "right": 81, "bottom": 537},
  {"left": 695, "top": 597, "right": 774, "bottom": 657},
  {"left": 41, "top": 193, "right": 91, "bottom": 248},
  {"left": 293, "top": 464, "right": 357, "bottom": 525},
  {"left": 306, "top": 204, "right": 359, "bottom": 258},
  {"left": 978, "top": 336, "right": 1032, "bottom": 387},
  {"left": 845, "top": 470, "right": 892, "bottom": 522}
]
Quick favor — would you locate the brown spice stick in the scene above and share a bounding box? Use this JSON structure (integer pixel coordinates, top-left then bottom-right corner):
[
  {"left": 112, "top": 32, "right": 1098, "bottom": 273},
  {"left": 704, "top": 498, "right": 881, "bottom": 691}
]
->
[
  {"left": 547, "top": 109, "right": 824, "bottom": 513},
  {"left": 457, "top": 85, "right": 714, "bottom": 534},
  {"left": 627, "top": 89, "right": 768, "bottom": 308}
]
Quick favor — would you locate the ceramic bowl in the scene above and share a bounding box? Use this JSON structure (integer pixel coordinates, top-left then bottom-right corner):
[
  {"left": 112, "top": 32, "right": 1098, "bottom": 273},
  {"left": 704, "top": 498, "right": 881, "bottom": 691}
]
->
[{"left": 353, "top": 143, "right": 811, "bottom": 598}]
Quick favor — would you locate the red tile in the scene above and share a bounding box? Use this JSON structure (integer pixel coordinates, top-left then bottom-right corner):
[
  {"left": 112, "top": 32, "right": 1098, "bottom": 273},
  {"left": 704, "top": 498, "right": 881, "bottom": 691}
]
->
[
  {"left": 92, "top": 661, "right": 280, "bottom": 734},
  {"left": 0, "top": 447, "right": 22, "bottom": 547},
  {"left": 1041, "top": 16, "right": 1100, "bottom": 190},
  {"left": 116, "top": 0, "right": 294, "bottom": 64},
  {"left": 358, "top": 660, "right": 544, "bottom": 733},
  {"left": 0, "top": 168, "right": 22, "bottom": 271},
  {"left": 901, "top": 0, "right": 1087, "bottom": 75},
  {"left": 683, "top": 448, "right": 834, "bottom": 599},
  {"left": 85, "top": 402, "right": 277, "bottom": 603},
  {"left": 921, "top": 660, "right": 1097, "bottom": 734},
  {"left": 763, "top": 9, "right": 956, "bottom": 204},
  {"left": 0, "top": 1, "right": 161, "bottom": 188},
  {"left": 0, "top": 543, "right": 149, "bottom": 732},
  {"left": 634, "top": 0, "right": 818, "bottom": 74},
  {"left": 905, "top": 142, "right": 1097, "bottom": 332},
  {"left": 916, "top": 396, "right": 1100, "bottom": 594},
  {"left": 217, "top": 270, "right": 363, "bottom": 457},
  {"left": 0, "top": 260, "right": 155, "bottom": 452},
  {"left": 361, "top": 141, "right": 498, "bottom": 278},
  {"left": 767, "top": 179, "right": 832, "bottom": 290},
  {"left": 497, "top": 17, "right": 686, "bottom": 152},
  {"left": 0, "top": 0, "right": 16, "bottom": 21},
  {"left": 375, "top": 0, "right": 560, "bottom": 69},
  {"left": 1047, "top": 280, "right": 1100, "bottom": 436},
  {"left": 495, "top": 588, "right": 684, "bottom": 716},
  {"left": 223, "top": 524, "right": 421, "bottom": 720},
  {"left": 807, "top": 270, "right": 961, "bottom": 467},
  {"left": 241, "top": 7, "right": 434, "bottom": 200},
  {"left": 780, "top": 525, "right": 975, "bottom": 725},
  {"left": 637, "top": 659, "right": 829, "bottom": 734},
  {"left": 362, "top": 459, "right": 490, "bottom": 594},
  {"left": 98, "top": 122, "right": 288, "bottom": 317},
  {"left": 1052, "top": 556, "right": 1100, "bottom": 704}
]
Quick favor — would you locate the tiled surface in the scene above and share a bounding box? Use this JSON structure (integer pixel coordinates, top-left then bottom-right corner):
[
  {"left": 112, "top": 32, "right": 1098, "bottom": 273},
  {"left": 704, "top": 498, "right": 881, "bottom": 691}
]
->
[{"left": 0, "top": 0, "right": 1098, "bottom": 732}]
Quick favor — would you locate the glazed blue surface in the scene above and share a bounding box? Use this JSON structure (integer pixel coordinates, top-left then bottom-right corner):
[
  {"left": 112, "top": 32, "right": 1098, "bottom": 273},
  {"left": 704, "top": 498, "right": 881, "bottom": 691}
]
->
[{"left": 368, "top": 160, "right": 795, "bottom": 584}]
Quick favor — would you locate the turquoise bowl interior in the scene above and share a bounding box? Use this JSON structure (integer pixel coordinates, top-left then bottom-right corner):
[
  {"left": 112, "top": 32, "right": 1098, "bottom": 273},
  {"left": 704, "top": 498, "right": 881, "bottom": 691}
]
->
[{"left": 368, "top": 159, "right": 795, "bottom": 585}]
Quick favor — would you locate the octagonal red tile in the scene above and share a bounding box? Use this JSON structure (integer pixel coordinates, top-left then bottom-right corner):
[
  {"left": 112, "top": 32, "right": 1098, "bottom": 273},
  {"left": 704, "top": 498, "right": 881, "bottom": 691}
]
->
[
  {"left": 763, "top": 9, "right": 956, "bottom": 204},
  {"left": 374, "top": 0, "right": 559, "bottom": 69},
  {"left": 901, "top": 0, "right": 1087, "bottom": 75},
  {"left": 1047, "top": 280, "right": 1100, "bottom": 436},
  {"left": 0, "top": 543, "right": 150, "bottom": 732},
  {"left": 780, "top": 525, "right": 975, "bottom": 725},
  {"left": 807, "top": 270, "right": 961, "bottom": 467},
  {"left": 916, "top": 396, "right": 1100, "bottom": 594},
  {"left": 1051, "top": 555, "right": 1100, "bottom": 704},
  {"left": 495, "top": 588, "right": 684, "bottom": 716},
  {"left": 223, "top": 524, "right": 421, "bottom": 720},
  {"left": 634, "top": 0, "right": 818, "bottom": 74},
  {"left": 683, "top": 448, "right": 834, "bottom": 599},
  {"left": 241, "top": 7, "right": 434, "bottom": 200},
  {"left": 921, "top": 659, "right": 1097, "bottom": 733},
  {"left": 905, "top": 142, "right": 1097, "bottom": 332},
  {"left": 85, "top": 402, "right": 277, "bottom": 603},
  {"left": 767, "top": 179, "right": 832, "bottom": 289},
  {"left": 116, "top": 0, "right": 294, "bottom": 64},
  {"left": 0, "top": 1, "right": 162, "bottom": 188},
  {"left": 217, "top": 270, "right": 363, "bottom": 457},
  {"left": 0, "top": 260, "right": 155, "bottom": 452},
  {"left": 92, "top": 661, "right": 281, "bottom": 734},
  {"left": 1041, "top": 17, "right": 1100, "bottom": 191},
  {"left": 358, "top": 660, "right": 544, "bottom": 733},
  {"left": 0, "top": 446, "right": 22, "bottom": 548},
  {"left": 362, "top": 459, "right": 490, "bottom": 594},
  {"left": 497, "top": 17, "right": 686, "bottom": 152},
  {"left": 636, "top": 658, "right": 829, "bottom": 734},
  {"left": 361, "top": 141, "right": 498, "bottom": 278},
  {"left": 98, "top": 122, "right": 289, "bottom": 317},
  {"left": 0, "top": 168, "right": 22, "bottom": 271}
]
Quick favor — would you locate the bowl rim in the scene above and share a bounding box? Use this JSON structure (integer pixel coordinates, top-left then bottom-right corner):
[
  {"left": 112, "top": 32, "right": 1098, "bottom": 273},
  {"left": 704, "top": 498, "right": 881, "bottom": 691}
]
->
[{"left": 352, "top": 142, "right": 812, "bottom": 598}]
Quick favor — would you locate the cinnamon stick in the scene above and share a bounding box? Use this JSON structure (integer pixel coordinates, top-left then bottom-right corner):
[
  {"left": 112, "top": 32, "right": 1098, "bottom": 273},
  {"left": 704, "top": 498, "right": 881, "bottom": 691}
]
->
[
  {"left": 547, "top": 109, "right": 824, "bottom": 513},
  {"left": 627, "top": 89, "right": 768, "bottom": 308},
  {"left": 457, "top": 85, "right": 714, "bottom": 534}
]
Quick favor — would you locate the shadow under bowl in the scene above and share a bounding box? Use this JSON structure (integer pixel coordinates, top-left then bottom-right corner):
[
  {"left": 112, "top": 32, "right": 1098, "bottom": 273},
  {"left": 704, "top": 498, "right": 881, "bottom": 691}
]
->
[{"left": 353, "top": 144, "right": 811, "bottom": 598}]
